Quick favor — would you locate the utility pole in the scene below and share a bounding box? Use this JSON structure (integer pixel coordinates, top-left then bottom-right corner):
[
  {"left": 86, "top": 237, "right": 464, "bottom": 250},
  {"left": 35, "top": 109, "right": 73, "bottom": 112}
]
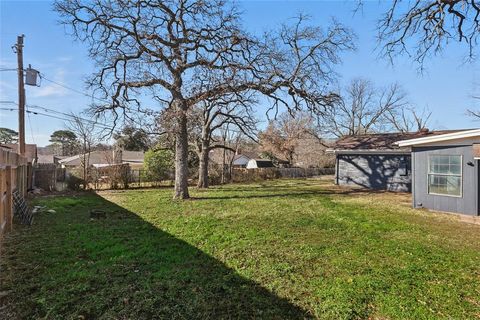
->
[{"left": 16, "top": 34, "right": 25, "bottom": 156}]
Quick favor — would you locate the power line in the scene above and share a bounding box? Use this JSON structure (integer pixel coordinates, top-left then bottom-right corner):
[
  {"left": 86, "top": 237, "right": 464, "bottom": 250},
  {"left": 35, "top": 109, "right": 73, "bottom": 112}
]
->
[
  {"left": 2, "top": 68, "right": 112, "bottom": 105},
  {"left": 1, "top": 107, "right": 78, "bottom": 122},
  {"left": 0, "top": 107, "right": 16, "bottom": 112},
  {"left": 39, "top": 74, "right": 111, "bottom": 105},
  {"left": 28, "top": 105, "right": 114, "bottom": 129},
  {"left": 0, "top": 106, "right": 114, "bottom": 130},
  {"left": 1, "top": 101, "right": 114, "bottom": 129},
  {"left": 26, "top": 111, "right": 36, "bottom": 145}
]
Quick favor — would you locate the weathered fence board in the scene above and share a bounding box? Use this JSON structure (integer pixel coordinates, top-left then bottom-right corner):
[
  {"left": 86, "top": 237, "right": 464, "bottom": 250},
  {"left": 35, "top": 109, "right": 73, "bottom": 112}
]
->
[
  {"left": 34, "top": 163, "right": 58, "bottom": 191},
  {"left": 1, "top": 147, "right": 29, "bottom": 243}
]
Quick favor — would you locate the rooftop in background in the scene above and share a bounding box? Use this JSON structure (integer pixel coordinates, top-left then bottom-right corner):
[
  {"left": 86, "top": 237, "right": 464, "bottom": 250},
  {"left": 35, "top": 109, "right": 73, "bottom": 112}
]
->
[
  {"left": 58, "top": 150, "right": 144, "bottom": 167},
  {"left": 122, "top": 151, "right": 145, "bottom": 163},
  {"left": 0, "top": 143, "right": 38, "bottom": 163},
  {"left": 233, "top": 151, "right": 259, "bottom": 161},
  {"left": 330, "top": 130, "right": 467, "bottom": 152},
  {"left": 37, "top": 154, "right": 68, "bottom": 164}
]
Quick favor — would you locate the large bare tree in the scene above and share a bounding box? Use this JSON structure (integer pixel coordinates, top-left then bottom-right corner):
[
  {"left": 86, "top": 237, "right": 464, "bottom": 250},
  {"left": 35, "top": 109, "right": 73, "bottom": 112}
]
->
[
  {"left": 193, "top": 93, "right": 257, "bottom": 188},
  {"left": 384, "top": 106, "right": 432, "bottom": 133},
  {"left": 55, "top": 0, "right": 354, "bottom": 199},
  {"left": 320, "top": 78, "right": 408, "bottom": 137}
]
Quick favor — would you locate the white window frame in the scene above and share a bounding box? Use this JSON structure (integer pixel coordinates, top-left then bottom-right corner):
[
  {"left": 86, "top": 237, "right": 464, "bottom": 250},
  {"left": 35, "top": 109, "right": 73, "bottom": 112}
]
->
[{"left": 427, "top": 155, "right": 463, "bottom": 198}]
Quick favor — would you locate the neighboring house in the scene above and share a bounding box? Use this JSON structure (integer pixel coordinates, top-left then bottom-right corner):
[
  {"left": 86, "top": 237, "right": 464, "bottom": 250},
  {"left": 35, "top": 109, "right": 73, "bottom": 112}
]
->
[
  {"left": 246, "top": 159, "right": 275, "bottom": 169},
  {"left": 397, "top": 129, "right": 480, "bottom": 216},
  {"left": 209, "top": 149, "right": 260, "bottom": 168},
  {"left": 329, "top": 130, "right": 461, "bottom": 192},
  {"left": 121, "top": 151, "right": 145, "bottom": 169},
  {"left": 0, "top": 143, "right": 37, "bottom": 163},
  {"left": 232, "top": 151, "right": 259, "bottom": 168},
  {"left": 37, "top": 154, "right": 67, "bottom": 164},
  {"left": 59, "top": 149, "right": 145, "bottom": 169},
  {"left": 232, "top": 154, "right": 251, "bottom": 167}
]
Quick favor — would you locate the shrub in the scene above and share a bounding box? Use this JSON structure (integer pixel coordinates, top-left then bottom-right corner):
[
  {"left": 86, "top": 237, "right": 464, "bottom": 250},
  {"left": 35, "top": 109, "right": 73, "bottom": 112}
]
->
[
  {"left": 144, "top": 149, "right": 175, "bottom": 182},
  {"left": 66, "top": 174, "right": 83, "bottom": 191}
]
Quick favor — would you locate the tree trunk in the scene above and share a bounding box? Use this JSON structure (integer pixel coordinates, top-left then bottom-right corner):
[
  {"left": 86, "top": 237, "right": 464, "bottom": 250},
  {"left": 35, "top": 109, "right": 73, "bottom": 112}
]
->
[
  {"left": 221, "top": 143, "right": 226, "bottom": 184},
  {"left": 174, "top": 100, "right": 190, "bottom": 199},
  {"left": 197, "top": 141, "right": 209, "bottom": 188}
]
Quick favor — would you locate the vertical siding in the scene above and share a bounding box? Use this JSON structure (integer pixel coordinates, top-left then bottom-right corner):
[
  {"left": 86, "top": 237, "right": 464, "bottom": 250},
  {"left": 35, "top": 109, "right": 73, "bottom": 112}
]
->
[
  {"left": 337, "top": 154, "right": 411, "bottom": 192},
  {"left": 412, "top": 145, "right": 478, "bottom": 216}
]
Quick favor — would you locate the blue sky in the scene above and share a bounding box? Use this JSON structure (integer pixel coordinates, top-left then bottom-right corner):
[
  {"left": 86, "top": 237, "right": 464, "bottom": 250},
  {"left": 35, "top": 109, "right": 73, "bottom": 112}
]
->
[{"left": 1, "top": 0, "right": 479, "bottom": 147}]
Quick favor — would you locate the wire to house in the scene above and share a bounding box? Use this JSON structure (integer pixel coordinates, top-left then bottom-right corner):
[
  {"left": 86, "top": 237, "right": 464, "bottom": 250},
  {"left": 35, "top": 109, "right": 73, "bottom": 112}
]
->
[
  {"left": 0, "top": 106, "right": 78, "bottom": 122},
  {"left": 39, "top": 74, "right": 112, "bottom": 105},
  {"left": 1, "top": 66, "right": 112, "bottom": 104},
  {"left": 1, "top": 101, "right": 113, "bottom": 129},
  {"left": 0, "top": 104, "right": 114, "bottom": 130},
  {"left": 26, "top": 111, "right": 36, "bottom": 144}
]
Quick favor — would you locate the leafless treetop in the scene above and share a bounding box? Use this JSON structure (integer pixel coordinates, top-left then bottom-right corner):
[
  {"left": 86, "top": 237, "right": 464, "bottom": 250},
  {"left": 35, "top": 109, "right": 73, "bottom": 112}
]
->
[
  {"left": 55, "top": 0, "right": 355, "bottom": 122},
  {"left": 378, "top": 0, "right": 480, "bottom": 66}
]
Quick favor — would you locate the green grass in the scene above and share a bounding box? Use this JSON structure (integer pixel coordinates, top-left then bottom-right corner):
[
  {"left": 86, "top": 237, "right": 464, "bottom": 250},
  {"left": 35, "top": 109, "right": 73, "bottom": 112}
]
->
[{"left": 1, "top": 179, "right": 480, "bottom": 319}]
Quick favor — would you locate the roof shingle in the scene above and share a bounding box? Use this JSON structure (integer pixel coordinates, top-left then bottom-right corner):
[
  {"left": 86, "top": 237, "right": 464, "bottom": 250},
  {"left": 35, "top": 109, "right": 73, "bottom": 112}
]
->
[{"left": 332, "top": 130, "right": 465, "bottom": 151}]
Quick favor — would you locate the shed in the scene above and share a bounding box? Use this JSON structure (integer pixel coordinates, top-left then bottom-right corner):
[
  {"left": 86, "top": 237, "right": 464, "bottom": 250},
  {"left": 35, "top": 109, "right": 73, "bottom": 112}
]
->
[
  {"left": 246, "top": 159, "right": 275, "bottom": 169},
  {"left": 329, "top": 130, "right": 460, "bottom": 192},
  {"left": 397, "top": 128, "right": 480, "bottom": 216}
]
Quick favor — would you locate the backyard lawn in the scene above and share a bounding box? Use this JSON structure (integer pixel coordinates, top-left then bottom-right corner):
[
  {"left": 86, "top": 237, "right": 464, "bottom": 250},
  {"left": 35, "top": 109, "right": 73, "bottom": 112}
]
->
[{"left": 1, "top": 179, "right": 480, "bottom": 319}]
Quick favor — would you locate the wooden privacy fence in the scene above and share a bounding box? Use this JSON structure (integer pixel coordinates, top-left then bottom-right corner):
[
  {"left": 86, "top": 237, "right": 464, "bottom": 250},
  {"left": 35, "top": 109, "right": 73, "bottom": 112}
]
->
[
  {"left": 1, "top": 147, "right": 29, "bottom": 241},
  {"left": 34, "top": 163, "right": 64, "bottom": 191}
]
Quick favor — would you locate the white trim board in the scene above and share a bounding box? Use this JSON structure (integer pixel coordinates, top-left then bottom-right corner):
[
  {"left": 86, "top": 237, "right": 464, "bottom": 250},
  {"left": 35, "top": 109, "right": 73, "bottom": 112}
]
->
[
  {"left": 397, "top": 129, "right": 480, "bottom": 147},
  {"left": 327, "top": 149, "right": 411, "bottom": 155}
]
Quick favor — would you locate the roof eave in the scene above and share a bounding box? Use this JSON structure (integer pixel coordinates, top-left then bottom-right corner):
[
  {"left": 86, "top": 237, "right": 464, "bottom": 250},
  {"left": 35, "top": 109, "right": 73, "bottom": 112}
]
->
[
  {"left": 396, "top": 129, "right": 480, "bottom": 147},
  {"left": 328, "top": 149, "right": 411, "bottom": 155}
]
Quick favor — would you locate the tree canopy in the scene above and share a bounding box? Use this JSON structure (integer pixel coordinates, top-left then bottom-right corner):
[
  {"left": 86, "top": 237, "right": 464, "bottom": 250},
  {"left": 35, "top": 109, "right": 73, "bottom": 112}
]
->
[
  {"left": 114, "top": 126, "right": 151, "bottom": 152},
  {"left": 49, "top": 130, "right": 79, "bottom": 156},
  {"left": 0, "top": 127, "right": 19, "bottom": 144}
]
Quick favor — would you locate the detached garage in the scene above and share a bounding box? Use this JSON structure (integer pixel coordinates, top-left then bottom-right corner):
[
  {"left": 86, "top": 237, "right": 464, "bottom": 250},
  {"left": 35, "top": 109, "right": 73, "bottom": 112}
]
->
[{"left": 330, "top": 130, "right": 460, "bottom": 192}]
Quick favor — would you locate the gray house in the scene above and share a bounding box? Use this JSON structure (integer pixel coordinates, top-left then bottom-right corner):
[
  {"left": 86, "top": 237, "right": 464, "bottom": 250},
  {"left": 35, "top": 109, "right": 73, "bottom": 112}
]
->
[
  {"left": 330, "top": 130, "right": 460, "bottom": 192},
  {"left": 397, "top": 129, "right": 480, "bottom": 216}
]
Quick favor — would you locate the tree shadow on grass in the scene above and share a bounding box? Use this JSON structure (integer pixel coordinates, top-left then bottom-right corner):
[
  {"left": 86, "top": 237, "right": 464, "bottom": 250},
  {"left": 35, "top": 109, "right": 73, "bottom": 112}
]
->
[
  {"left": 0, "top": 193, "right": 311, "bottom": 319},
  {"left": 191, "top": 187, "right": 396, "bottom": 201},
  {"left": 191, "top": 191, "right": 329, "bottom": 201}
]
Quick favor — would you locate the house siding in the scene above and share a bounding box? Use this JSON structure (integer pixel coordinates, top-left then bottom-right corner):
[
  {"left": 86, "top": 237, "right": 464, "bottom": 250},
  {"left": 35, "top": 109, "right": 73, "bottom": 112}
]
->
[
  {"left": 412, "top": 145, "right": 478, "bottom": 216},
  {"left": 337, "top": 154, "right": 411, "bottom": 192}
]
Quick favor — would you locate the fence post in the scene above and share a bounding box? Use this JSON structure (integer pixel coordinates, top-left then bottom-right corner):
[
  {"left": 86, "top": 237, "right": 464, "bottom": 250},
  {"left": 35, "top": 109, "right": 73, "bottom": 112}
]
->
[
  {"left": 27, "top": 162, "right": 33, "bottom": 190},
  {"left": 0, "top": 167, "right": 4, "bottom": 235},
  {"left": 5, "top": 165, "right": 13, "bottom": 232}
]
